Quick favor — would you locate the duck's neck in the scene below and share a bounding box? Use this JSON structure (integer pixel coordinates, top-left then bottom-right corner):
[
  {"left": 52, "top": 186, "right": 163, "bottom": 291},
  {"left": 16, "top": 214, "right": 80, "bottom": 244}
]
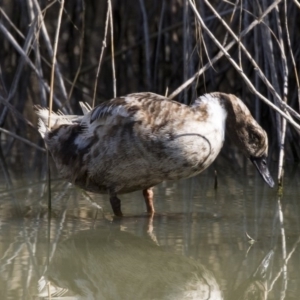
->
[
  {"left": 215, "top": 93, "right": 268, "bottom": 157},
  {"left": 194, "top": 94, "right": 228, "bottom": 141}
]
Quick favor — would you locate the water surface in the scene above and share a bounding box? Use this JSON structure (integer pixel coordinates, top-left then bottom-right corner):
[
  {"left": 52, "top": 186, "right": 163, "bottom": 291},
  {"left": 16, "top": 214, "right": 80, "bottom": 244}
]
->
[{"left": 0, "top": 157, "right": 300, "bottom": 300}]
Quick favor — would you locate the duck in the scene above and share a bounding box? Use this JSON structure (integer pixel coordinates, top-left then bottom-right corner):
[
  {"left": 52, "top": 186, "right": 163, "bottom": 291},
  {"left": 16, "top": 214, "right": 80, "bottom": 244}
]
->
[{"left": 36, "top": 92, "right": 274, "bottom": 216}]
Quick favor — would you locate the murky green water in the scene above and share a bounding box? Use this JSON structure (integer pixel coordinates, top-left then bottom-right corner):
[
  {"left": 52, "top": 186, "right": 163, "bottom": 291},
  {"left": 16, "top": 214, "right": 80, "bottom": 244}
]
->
[{"left": 0, "top": 156, "right": 300, "bottom": 300}]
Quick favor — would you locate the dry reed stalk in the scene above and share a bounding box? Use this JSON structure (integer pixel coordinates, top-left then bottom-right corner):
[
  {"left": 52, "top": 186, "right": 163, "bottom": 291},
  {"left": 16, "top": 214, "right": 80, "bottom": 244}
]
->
[
  {"left": 92, "top": 1, "right": 110, "bottom": 108},
  {"left": 108, "top": 0, "right": 116, "bottom": 98},
  {"left": 46, "top": 0, "right": 65, "bottom": 213},
  {"left": 187, "top": 0, "right": 300, "bottom": 132},
  {"left": 276, "top": 3, "right": 289, "bottom": 187},
  {"left": 0, "top": 7, "right": 24, "bottom": 38},
  {"left": 68, "top": 1, "right": 86, "bottom": 102},
  {"left": 277, "top": 127, "right": 287, "bottom": 187},
  {"left": 193, "top": 10, "right": 205, "bottom": 95},
  {"left": 202, "top": 0, "right": 286, "bottom": 113},
  {"left": 139, "top": 0, "right": 151, "bottom": 90},
  {"left": 48, "top": 0, "right": 65, "bottom": 128},
  {"left": 278, "top": 114, "right": 287, "bottom": 184},
  {"left": 79, "top": 8, "right": 233, "bottom": 76},
  {"left": 254, "top": 25, "right": 260, "bottom": 121},
  {"left": 169, "top": 0, "right": 282, "bottom": 99},
  {"left": 204, "top": 0, "right": 300, "bottom": 128},
  {"left": 220, "top": 0, "right": 238, "bottom": 47},
  {"left": 154, "top": 0, "right": 166, "bottom": 91},
  {"left": 32, "top": 0, "right": 69, "bottom": 110},
  {"left": 0, "top": 97, "right": 37, "bottom": 131},
  {"left": 261, "top": 0, "right": 282, "bottom": 145},
  {"left": 286, "top": 8, "right": 298, "bottom": 161},
  {"left": 139, "top": 0, "right": 151, "bottom": 89},
  {"left": 183, "top": 0, "right": 189, "bottom": 104},
  {"left": 0, "top": 128, "right": 45, "bottom": 152},
  {"left": 0, "top": 18, "right": 37, "bottom": 125},
  {"left": 292, "top": 0, "right": 300, "bottom": 9},
  {"left": 238, "top": 0, "right": 242, "bottom": 68},
  {"left": 0, "top": 22, "right": 64, "bottom": 109},
  {"left": 285, "top": 0, "right": 300, "bottom": 107},
  {"left": 27, "top": 0, "right": 47, "bottom": 107}
]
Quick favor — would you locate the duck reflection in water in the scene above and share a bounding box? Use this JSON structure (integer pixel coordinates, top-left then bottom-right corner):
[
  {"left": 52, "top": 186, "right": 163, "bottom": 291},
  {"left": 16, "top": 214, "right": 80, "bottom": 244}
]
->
[
  {"left": 38, "top": 222, "right": 273, "bottom": 300},
  {"left": 38, "top": 226, "right": 222, "bottom": 299},
  {"left": 36, "top": 92, "right": 274, "bottom": 216}
]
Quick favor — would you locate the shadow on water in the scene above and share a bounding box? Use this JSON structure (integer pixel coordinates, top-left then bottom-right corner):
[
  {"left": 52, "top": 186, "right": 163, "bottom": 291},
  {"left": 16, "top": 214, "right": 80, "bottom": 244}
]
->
[{"left": 0, "top": 152, "right": 300, "bottom": 299}]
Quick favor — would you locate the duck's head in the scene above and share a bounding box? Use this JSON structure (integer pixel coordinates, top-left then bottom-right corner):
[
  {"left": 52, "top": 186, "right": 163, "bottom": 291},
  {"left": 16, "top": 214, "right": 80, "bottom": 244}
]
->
[
  {"left": 217, "top": 93, "right": 275, "bottom": 188},
  {"left": 245, "top": 123, "right": 275, "bottom": 188}
]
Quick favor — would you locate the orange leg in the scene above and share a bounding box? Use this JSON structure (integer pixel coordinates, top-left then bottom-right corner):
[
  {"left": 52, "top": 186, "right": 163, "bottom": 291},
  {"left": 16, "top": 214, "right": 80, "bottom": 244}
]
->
[
  {"left": 109, "top": 194, "right": 123, "bottom": 217},
  {"left": 142, "top": 187, "right": 155, "bottom": 214}
]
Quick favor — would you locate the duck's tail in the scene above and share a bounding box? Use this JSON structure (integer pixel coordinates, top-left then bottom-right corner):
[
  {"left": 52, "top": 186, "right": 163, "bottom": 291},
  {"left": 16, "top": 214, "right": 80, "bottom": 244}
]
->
[
  {"left": 37, "top": 116, "right": 48, "bottom": 139},
  {"left": 34, "top": 106, "right": 75, "bottom": 138},
  {"left": 35, "top": 102, "right": 92, "bottom": 138}
]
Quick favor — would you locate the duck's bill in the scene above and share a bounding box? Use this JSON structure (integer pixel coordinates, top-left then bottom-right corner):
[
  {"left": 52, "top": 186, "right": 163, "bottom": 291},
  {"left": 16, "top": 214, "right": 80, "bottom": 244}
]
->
[{"left": 250, "top": 156, "right": 275, "bottom": 188}]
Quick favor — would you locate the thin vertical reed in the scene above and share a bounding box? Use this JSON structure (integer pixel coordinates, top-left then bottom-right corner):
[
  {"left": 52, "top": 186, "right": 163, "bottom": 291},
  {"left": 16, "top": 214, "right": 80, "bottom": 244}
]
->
[
  {"left": 108, "top": 0, "right": 117, "bottom": 98},
  {"left": 0, "top": 21, "right": 65, "bottom": 109},
  {"left": 68, "top": 1, "right": 86, "bottom": 102},
  {"left": 276, "top": 3, "right": 288, "bottom": 187},
  {"left": 183, "top": 0, "right": 189, "bottom": 104},
  {"left": 0, "top": 19, "right": 36, "bottom": 126},
  {"left": 46, "top": 0, "right": 65, "bottom": 214},
  {"left": 33, "top": 0, "right": 69, "bottom": 108},
  {"left": 154, "top": 0, "right": 165, "bottom": 91},
  {"left": 261, "top": 0, "right": 282, "bottom": 146},
  {"left": 138, "top": 0, "right": 151, "bottom": 89},
  {"left": 48, "top": 0, "right": 65, "bottom": 128},
  {"left": 92, "top": 2, "right": 110, "bottom": 108},
  {"left": 284, "top": 0, "right": 300, "bottom": 113},
  {"left": 27, "top": 0, "right": 47, "bottom": 107}
]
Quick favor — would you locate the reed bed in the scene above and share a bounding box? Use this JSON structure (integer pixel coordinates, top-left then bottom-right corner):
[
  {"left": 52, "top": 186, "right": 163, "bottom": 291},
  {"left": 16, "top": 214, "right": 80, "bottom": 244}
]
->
[{"left": 0, "top": 0, "right": 299, "bottom": 183}]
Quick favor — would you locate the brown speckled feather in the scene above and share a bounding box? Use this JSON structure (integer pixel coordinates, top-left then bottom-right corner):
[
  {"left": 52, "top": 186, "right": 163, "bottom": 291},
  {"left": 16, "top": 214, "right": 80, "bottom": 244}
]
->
[{"left": 71, "top": 92, "right": 218, "bottom": 193}]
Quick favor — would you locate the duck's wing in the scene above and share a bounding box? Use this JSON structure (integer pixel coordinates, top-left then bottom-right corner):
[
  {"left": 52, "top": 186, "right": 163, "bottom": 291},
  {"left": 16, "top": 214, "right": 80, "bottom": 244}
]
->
[{"left": 84, "top": 92, "right": 171, "bottom": 126}]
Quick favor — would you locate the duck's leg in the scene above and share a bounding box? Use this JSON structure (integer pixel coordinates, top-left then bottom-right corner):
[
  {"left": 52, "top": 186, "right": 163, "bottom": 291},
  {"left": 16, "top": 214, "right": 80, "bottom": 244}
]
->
[
  {"left": 142, "top": 187, "right": 155, "bottom": 214},
  {"left": 109, "top": 192, "right": 123, "bottom": 217}
]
